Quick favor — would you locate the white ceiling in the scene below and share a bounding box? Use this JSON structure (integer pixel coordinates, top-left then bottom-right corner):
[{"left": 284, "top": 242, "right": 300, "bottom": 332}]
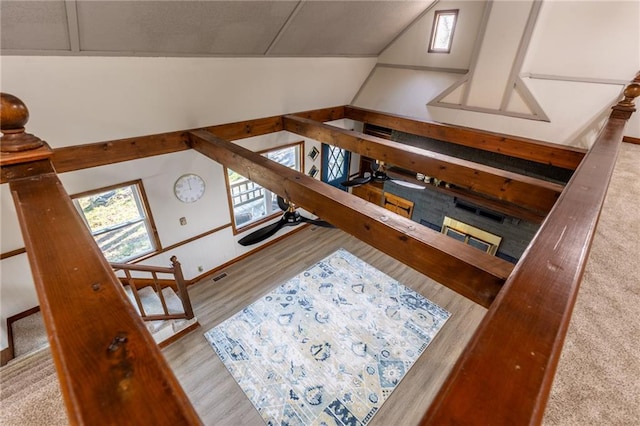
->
[{"left": 1, "top": 1, "right": 436, "bottom": 57}]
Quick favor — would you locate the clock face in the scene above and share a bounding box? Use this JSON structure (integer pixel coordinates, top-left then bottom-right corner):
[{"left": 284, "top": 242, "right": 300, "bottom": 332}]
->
[{"left": 174, "top": 174, "right": 205, "bottom": 203}]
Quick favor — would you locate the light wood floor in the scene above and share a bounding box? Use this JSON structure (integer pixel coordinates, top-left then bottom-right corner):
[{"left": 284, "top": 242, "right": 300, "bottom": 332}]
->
[{"left": 163, "top": 225, "right": 487, "bottom": 425}]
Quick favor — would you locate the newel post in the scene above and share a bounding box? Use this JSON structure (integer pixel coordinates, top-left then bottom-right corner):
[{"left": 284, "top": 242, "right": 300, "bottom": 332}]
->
[
  {"left": 610, "top": 71, "right": 640, "bottom": 120},
  {"left": 0, "top": 93, "right": 46, "bottom": 152},
  {"left": 0, "top": 93, "right": 53, "bottom": 175},
  {"left": 170, "top": 256, "right": 195, "bottom": 319}
]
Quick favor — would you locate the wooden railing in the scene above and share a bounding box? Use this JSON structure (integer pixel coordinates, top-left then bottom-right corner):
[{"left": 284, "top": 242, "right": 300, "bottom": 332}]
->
[
  {"left": 0, "top": 93, "right": 202, "bottom": 425},
  {"left": 111, "top": 256, "right": 194, "bottom": 322},
  {"left": 0, "top": 72, "right": 637, "bottom": 424}
]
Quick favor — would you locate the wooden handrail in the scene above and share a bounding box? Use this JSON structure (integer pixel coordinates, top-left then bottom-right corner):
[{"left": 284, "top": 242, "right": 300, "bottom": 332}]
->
[
  {"left": 1, "top": 73, "right": 637, "bottom": 424},
  {"left": 421, "top": 76, "right": 639, "bottom": 424},
  {"left": 0, "top": 93, "right": 202, "bottom": 425}
]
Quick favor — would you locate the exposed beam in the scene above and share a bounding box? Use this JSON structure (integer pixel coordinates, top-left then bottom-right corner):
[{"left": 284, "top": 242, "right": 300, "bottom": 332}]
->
[
  {"left": 421, "top": 116, "right": 629, "bottom": 423},
  {"left": 344, "top": 106, "right": 586, "bottom": 170},
  {"left": 189, "top": 129, "right": 514, "bottom": 308},
  {"left": 52, "top": 131, "right": 190, "bottom": 173},
  {"left": 385, "top": 168, "right": 546, "bottom": 224},
  {"left": 283, "top": 115, "right": 563, "bottom": 215}
]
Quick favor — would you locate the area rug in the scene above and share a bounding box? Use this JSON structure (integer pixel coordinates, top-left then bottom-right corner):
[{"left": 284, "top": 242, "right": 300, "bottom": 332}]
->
[{"left": 204, "top": 248, "right": 450, "bottom": 425}]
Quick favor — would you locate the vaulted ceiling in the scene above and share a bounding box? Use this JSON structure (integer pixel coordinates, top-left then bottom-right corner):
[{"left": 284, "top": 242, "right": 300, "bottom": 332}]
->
[{"left": 1, "top": 1, "right": 435, "bottom": 57}]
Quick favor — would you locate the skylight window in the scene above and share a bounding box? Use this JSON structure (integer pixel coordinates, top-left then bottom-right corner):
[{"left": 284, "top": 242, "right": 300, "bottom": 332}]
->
[{"left": 428, "top": 9, "right": 459, "bottom": 53}]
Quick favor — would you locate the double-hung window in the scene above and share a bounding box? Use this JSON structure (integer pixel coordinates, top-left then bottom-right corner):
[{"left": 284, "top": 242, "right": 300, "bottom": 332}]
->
[
  {"left": 72, "top": 180, "right": 160, "bottom": 263},
  {"left": 226, "top": 142, "right": 302, "bottom": 231}
]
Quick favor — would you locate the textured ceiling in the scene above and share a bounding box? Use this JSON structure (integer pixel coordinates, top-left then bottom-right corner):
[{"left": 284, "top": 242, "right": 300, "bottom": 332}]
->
[{"left": 1, "top": 0, "right": 435, "bottom": 57}]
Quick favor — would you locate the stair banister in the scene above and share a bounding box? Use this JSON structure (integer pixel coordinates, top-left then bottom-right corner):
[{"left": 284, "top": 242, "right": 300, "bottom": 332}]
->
[
  {"left": 0, "top": 93, "right": 202, "bottom": 425},
  {"left": 111, "top": 256, "right": 195, "bottom": 320}
]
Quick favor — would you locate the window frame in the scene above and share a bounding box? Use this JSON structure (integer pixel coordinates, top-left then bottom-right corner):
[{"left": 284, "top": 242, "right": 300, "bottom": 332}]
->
[
  {"left": 224, "top": 141, "right": 304, "bottom": 235},
  {"left": 428, "top": 9, "right": 459, "bottom": 54},
  {"left": 71, "top": 179, "right": 161, "bottom": 263}
]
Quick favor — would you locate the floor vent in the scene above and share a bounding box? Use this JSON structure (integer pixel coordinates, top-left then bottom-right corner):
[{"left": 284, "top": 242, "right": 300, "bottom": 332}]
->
[{"left": 212, "top": 272, "right": 227, "bottom": 282}]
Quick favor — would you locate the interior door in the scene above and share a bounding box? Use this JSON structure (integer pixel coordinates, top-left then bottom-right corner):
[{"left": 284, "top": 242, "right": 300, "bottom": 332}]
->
[{"left": 321, "top": 144, "right": 351, "bottom": 190}]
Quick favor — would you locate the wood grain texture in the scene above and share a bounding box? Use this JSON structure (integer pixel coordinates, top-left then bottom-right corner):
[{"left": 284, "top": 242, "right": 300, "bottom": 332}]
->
[
  {"left": 164, "top": 226, "right": 487, "bottom": 426},
  {"left": 421, "top": 117, "right": 628, "bottom": 425},
  {"left": 190, "top": 129, "right": 513, "bottom": 308},
  {"left": 52, "top": 131, "right": 190, "bottom": 173},
  {"left": 283, "top": 115, "right": 563, "bottom": 215},
  {"left": 345, "top": 106, "right": 586, "bottom": 170},
  {"left": 7, "top": 164, "right": 201, "bottom": 425}
]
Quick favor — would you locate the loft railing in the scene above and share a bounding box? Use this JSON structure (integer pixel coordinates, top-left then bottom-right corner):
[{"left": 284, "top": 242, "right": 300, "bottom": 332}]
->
[
  {"left": 0, "top": 73, "right": 637, "bottom": 424},
  {"left": 0, "top": 93, "right": 202, "bottom": 425},
  {"left": 111, "top": 256, "right": 195, "bottom": 322}
]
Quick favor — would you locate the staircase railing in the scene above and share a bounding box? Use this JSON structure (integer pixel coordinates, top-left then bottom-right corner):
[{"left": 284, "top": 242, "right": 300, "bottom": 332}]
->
[{"left": 110, "top": 256, "right": 195, "bottom": 322}]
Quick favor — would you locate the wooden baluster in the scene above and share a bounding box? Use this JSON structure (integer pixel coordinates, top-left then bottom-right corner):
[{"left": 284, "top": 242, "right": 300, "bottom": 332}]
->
[
  {"left": 124, "top": 269, "right": 147, "bottom": 318},
  {"left": 152, "top": 271, "right": 170, "bottom": 316}
]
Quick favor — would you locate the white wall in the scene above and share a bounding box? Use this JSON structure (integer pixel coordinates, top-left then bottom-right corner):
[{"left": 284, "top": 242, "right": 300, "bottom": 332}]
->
[
  {"left": 358, "top": 0, "right": 640, "bottom": 141},
  {"left": 377, "top": 0, "right": 487, "bottom": 71},
  {"left": 0, "top": 55, "right": 375, "bottom": 350}
]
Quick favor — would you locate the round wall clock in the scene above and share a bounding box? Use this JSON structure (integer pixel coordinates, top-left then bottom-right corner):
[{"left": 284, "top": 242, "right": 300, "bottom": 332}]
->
[{"left": 174, "top": 173, "right": 205, "bottom": 203}]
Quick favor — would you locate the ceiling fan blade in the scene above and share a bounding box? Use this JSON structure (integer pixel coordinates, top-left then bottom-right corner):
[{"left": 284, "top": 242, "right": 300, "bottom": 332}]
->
[
  {"left": 237, "top": 218, "right": 286, "bottom": 246},
  {"left": 390, "top": 179, "right": 426, "bottom": 190},
  {"left": 300, "top": 217, "right": 334, "bottom": 228},
  {"left": 340, "top": 176, "right": 372, "bottom": 187}
]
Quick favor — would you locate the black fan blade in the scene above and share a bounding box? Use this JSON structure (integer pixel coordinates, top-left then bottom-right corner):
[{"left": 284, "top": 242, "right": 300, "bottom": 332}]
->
[
  {"left": 237, "top": 218, "right": 286, "bottom": 246},
  {"left": 340, "top": 176, "right": 372, "bottom": 187},
  {"left": 300, "top": 217, "right": 334, "bottom": 228},
  {"left": 276, "top": 195, "right": 289, "bottom": 212}
]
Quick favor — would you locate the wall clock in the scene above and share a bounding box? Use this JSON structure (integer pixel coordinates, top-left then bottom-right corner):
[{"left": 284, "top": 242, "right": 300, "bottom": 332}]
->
[{"left": 174, "top": 173, "right": 205, "bottom": 203}]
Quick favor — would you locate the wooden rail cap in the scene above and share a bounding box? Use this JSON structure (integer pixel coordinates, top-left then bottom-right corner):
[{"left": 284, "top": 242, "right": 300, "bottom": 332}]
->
[{"left": 0, "top": 93, "right": 45, "bottom": 152}]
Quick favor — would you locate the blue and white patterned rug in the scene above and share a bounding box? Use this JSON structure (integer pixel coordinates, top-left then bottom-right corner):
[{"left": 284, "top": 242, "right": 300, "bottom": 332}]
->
[{"left": 205, "top": 249, "right": 450, "bottom": 425}]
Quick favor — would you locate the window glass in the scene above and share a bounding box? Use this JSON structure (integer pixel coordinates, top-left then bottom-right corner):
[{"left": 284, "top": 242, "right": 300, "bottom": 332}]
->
[
  {"left": 429, "top": 10, "right": 459, "bottom": 53},
  {"left": 73, "top": 181, "right": 158, "bottom": 263},
  {"left": 227, "top": 143, "right": 302, "bottom": 231}
]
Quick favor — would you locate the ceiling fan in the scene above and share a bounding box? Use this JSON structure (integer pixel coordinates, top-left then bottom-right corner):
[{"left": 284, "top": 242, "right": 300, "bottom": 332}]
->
[
  {"left": 237, "top": 196, "right": 333, "bottom": 246},
  {"left": 341, "top": 160, "right": 427, "bottom": 190}
]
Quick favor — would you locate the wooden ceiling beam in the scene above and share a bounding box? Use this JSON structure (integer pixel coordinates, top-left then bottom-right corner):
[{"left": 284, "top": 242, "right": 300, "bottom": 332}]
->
[
  {"left": 344, "top": 106, "right": 586, "bottom": 170},
  {"left": 189, "top": 129, "right": 514, "bottom": 308},
  {"left": 283, "top": 115, "right": 563, "bottom": 215}
]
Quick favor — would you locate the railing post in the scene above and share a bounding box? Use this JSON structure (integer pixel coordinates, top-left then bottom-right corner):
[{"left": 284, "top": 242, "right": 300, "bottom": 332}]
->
[
  {"left": 171, "top": 256, "right": 195, "bottom": 319},
  {"left": 1, "top": 93, "right": 201, "bottom": 424},
  {"left": 610, "top": 71, "right": 640, "bottom": 119}
]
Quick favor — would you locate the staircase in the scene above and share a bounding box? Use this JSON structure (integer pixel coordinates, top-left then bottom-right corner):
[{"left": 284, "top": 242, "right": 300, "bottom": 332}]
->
[
  {"left": 0, "top": 257, "right": 198, "bottom": 423},
  {"left": 123, "top": 284, "right": 198, "bottom": 346}
]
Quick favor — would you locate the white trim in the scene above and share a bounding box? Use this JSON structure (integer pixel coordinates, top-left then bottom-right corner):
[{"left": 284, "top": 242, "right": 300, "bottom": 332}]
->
[
  {"left": 64, "top": 1, "right": 81, "bottom": 53},
  {"left": 525, "top": 73, "right": 629, "bottom": 86},
  {"left": 499, "top": 0, "right": 543, "bottom": 111},
  {"left": 264, "top": 0, "right": 305, "bottom": 56},
  {"left": 376, "top": 63, "right": 468, "bottom": 74},
  {"left": 430, "top": 102, "right": 549, "bottom": 122},
  {"left": 377, "top": 0, "right": 441, "bottom": 57}
]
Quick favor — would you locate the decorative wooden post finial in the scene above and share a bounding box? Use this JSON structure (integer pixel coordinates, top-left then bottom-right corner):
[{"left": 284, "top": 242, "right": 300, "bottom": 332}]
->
[
  {"left": 1, "top": 92, "right": 45, "bottom": 152},
  {"left": 610, "top": 73, "right": 640, "bottom": 120}
]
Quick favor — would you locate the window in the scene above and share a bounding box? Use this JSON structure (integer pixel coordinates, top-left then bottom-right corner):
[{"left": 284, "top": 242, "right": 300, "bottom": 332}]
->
[
  {"left": 73, "top": 180, "right": 159, "bottom": 263},
  {"left": 226, "top": 142, "right": 302, "bottom": 231},
  {"left": 428, "top": 9, "right": 459, "bottom": 53}
]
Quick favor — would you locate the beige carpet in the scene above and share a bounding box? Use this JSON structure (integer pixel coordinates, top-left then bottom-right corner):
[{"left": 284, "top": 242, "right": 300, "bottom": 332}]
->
[
  {"left": 1, "top": 144, "right": 638, "bottom": 425},
  {"left": 543, "top": 142, "right": 640, "bottom": 425}
]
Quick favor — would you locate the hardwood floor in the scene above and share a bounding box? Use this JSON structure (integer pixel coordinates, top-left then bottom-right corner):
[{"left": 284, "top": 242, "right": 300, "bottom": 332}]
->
[{"left": 163, "top": 225, "right": 487, "bottom": 425}]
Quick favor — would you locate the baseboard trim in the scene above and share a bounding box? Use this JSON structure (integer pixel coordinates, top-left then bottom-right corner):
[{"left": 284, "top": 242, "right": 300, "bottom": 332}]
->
[
  {"left": 623, "top": 136, "right": 640, "bottom": 145},
  {"left": 3, "top": 305, "right": 41, "bottom": 366}
]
